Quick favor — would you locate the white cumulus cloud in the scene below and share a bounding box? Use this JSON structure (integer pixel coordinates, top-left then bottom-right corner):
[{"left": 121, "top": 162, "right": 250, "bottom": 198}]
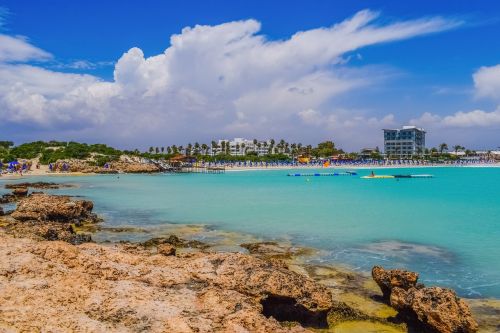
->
[{"left": 0, "top": 10, "right": 462, "bottom": 148}]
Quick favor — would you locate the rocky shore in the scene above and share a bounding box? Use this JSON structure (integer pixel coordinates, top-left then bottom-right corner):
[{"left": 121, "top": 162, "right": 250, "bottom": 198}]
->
[{"left": 0, "top": 185, "right": 497, "bottom": 332}]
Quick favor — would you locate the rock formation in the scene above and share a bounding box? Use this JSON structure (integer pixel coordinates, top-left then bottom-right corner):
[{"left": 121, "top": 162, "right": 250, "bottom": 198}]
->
[
  {"left": 11, "top": 193, "right": 97, "bottom": 224},
  {"left": 372, "top": 265, "right": 419, "bottom": 299},
  {"left": 0, "top": 231, "right": 333, "bottom": 332},
  {"left": 5, "top": 182, "right": 74, "bottom": 189},
  {"left": 372, "top": 266, "right": 478, "bottom": 333},
  {"left": 12, "top": 187, "right": 29, "bottom": 197}
]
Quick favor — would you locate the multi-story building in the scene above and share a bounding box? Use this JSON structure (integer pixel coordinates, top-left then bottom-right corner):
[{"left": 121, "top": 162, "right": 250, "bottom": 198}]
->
[
  {"left": 383, "top": 126, "right": 426, "bottom": 158},
  {"left": 211, "top": 138, "right": 271, "bottom": 156}
]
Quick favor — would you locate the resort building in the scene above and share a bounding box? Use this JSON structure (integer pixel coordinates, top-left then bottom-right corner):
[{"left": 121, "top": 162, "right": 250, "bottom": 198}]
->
[
  {"left": 383, "top": 126, "right": 426, "bottom": 158},
  {"left": 359, "top": 148, "right": 379, "bottom": 159},
  {"left": 212, "top": 138, "right": 272, "bottom": 156}
]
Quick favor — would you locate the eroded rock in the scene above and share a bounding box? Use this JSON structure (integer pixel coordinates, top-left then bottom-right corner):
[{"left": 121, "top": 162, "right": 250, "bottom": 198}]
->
[
  {"left": 11, "top": 193, "right": 98, "bottom": 224},
  {"left": 157, "top": 243, "right": 176, "bottom": 256},
  {"left": 5, "top": 182, "right": 74, "bottom": 190},
  {"left": 142, "top": 235, "right": 208, "bottom": 249},
  {"left": 372, "top": 266, "right": 478, "bottom": 333},
  {"left": 0, "top": 231, "right": 331, "bottom": 332},
  {"left": 371, "top": 265, "right": 419, "bottom": 299},
  {"left": 390, "top": 286, "right": 478, "bottom": 333}
]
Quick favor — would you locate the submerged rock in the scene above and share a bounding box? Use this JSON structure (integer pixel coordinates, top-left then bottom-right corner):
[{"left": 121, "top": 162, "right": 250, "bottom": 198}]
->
[
  {"left": 4, "top": 220, "right": 92, "bottom": 245},
  {"left": 11, "top": 193, "right": 98, "bottom": 224},
  {"left": 372, "top": 266, "right": 478, "bottom": 333},
  {"left": 142, "top": 235, "right": 208, "bottom": 249},
  {"left": 5, "top": 182, "right": 74, "bottom": 190},
  {"left": 12, "top": 187, "right": 29, "bottom": 197},
  {"left": 0, "top": 193, "right": 17, "bottom": 204}
]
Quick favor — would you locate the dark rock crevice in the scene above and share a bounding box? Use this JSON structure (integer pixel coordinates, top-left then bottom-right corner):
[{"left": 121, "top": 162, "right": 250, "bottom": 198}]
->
[{"left": 260, "top": 294, "right": 329, "bottom": 328}]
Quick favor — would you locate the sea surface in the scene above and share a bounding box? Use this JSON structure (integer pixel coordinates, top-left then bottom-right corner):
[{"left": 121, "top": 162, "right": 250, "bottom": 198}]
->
[{"left": 2, "top": 167, "right": 499, "bottom": 298}]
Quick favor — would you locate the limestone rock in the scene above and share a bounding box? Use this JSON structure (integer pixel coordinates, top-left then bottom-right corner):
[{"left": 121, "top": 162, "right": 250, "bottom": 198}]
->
[
  {"left": 0, "top": 231, "right": 332, "bottom": 332},
  {"left": 5, "top": 182, "right": 74, "bottom": 190},
  {"left": 12, "top": 187, "right": 29, "bottom": 197},
  {"left": 390, "top": 286, "right": 478, "bottom": 333},
  {"left": 371, "top": 265, "right": 419, "bottom": 299},
  {"left": 11, "top": 193, "right": 97, "bottom": 224},
  {"left": 158, "top": 243, "right": 176, "bottom": 256}
]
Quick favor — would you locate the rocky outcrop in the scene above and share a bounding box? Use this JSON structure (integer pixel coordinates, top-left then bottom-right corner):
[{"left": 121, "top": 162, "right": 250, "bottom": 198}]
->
[
  {"left": 157, "top": 243, "right": 176, "bottom": 256},
  {"left": 12, "top": 187, "right": 28, "bottom": 197},
  {"left": 1, "top": 193, "right": 17, "bottom": 204},
  {"left": 372, "top": 266, "right": 478, "bottom": 333},
  {"left": 5, "top": 182, "right": 74, "bottom": 190},
  {"left": 4, "top": 220, "right": 92, "bottom": 245},
  {"left": 241, "top": 241, "right": 312, "bottom": 261},
  {"left": 11, "top": 193, "right": 97, "bottom": 224},
  {"left": 110, "top": 161, "right": 160, "bottom": 173},
  {"left": 141, "top": 235, "right": 209, "bottom": 249},
  {"left": 372, "top": 265, "right": 419, "bottom": 299},
  {"left": 391, "top": 287, "right": 478, "bottom": 333},
  {"left": 0, "top": 231, "right": 332, "bottom": 332}
]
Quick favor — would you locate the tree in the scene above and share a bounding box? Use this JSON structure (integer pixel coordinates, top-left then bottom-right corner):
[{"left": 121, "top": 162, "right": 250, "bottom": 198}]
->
[
  {"left": 155, "top": 147, "right": 159, "bottom": 154},
  {"left": 220, "top": 141, "right": 226, "bottom": 154},
  {"left": 453, "top": 145, "right": 463, "bottom": 153},
  {"left": 201, "top": 143, "right": 208, "bottom": 155},
  {"left": 0, "top": 141, "right": 14, "bottom": 149},
  {"left": 167, "top": 146, "right": 172, "bottom": 154},
  {"left": 439, "top": 143, "right": 448, "bottom": 154},
  {"left": 149, "top": 147, "right": 154, "bottom": 153},
  {"left": 161, "top": 147, "right": 164, "bottom": 153}
]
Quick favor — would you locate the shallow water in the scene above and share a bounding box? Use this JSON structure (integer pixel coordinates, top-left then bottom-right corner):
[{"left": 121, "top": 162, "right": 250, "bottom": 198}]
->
[{"left": 1, "top": 167, "right": 499, "bottom": 298}]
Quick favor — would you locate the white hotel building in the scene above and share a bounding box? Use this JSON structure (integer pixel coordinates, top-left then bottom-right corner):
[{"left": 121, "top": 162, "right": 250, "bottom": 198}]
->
[{"left": 211, "top": 138, "right": 271, "bottom": 156}]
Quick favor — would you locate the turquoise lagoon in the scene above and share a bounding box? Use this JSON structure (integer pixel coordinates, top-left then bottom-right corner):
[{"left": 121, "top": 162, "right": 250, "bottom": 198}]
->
[{"left": 1, "top": 167, "right": 499, "bottom": 298}]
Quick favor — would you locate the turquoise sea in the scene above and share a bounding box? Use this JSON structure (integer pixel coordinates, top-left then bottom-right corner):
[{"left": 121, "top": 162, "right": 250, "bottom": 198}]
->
[{"left": 1, "top": 167, "right": 499, "bottom": 298}]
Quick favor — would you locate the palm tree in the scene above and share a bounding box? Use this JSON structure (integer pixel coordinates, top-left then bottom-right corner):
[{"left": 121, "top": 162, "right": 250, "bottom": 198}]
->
[
  {"left": 167, "top": 146, "right": 172, "bottom": 154},
  {"left": 149, "top": 147, "right": 154, "bottom": 153},
  {"left": 194, "top": 142, "right": 200, "bottom": 155},
  {"left": 211, "top": 141, "right": 218, "bottom": 155},
  {"left": 155, "top": 147, "right": 159, "bottom": 154},
  {"left": 439, "top": 143, "right": 448, "bottom": 154},
  {"left": 201, "top": 143, "right": 208, "bottom": 155},
  {"left": 221, "top": 141, "right": 226, "bottom": 154},
  {"left": 172, "top": 145, "right": 178, "bottom": 154},
  {"left": 161, "top": 147, "right": 165, "bottom": 153}
]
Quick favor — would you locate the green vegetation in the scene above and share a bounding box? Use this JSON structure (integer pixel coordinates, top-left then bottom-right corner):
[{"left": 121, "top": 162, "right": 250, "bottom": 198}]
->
[
  {"left": 0, "top": 139, "right": 488, "bottom": 165},
  {"left": 0, "top": 141, "right": 123, "bottom": 164}
]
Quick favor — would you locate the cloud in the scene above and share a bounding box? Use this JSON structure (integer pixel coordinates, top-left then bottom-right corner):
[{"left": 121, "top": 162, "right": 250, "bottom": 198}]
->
[
  {"left": 0, "top": 10, "right": 462, "bottom": 148},
  {"left": 411, "top": 109, "right": 500, "bottom": 128},
  {"left": 52, "top": 60, "right": 115, "bottom": 70},
  {"left": 411, "top": 64, "right": 500, "bottom": 131},
  {"left": 473, "top": 64, "right": 500, "bottom": 100}
]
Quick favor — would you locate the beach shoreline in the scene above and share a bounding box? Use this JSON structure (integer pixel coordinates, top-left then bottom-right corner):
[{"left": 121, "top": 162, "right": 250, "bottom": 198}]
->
[{"left": 1, "top": 163, "right": 499, "bottom": 179}]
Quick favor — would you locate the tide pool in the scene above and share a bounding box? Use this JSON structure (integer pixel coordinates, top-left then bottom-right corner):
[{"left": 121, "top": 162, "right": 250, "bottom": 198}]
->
[{"left": 2, "top": 167, "right": 499, "bottom": 298}]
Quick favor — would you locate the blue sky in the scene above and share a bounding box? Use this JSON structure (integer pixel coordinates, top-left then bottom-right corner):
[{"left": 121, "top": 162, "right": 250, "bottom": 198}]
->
[{"left": 1, "top": 0, "right": 500, "bottom": 150}]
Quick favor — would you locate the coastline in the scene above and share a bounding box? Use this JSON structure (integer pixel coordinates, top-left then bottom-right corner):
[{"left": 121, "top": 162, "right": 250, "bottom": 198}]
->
[
  {"left": 1, "top": 163, "right": 499, "bottom": 179},
  {"left": 1, "top": 183, "right": 499, "bottom": 332}
]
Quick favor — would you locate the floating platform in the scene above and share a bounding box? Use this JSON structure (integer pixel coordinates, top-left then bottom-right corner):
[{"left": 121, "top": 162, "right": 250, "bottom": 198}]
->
[
  {"left": 287, "top": 172, "right": 357, "bottom": 177},
  {"left": 361, "top": 174, "right": 434, "bottom": 179}
]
